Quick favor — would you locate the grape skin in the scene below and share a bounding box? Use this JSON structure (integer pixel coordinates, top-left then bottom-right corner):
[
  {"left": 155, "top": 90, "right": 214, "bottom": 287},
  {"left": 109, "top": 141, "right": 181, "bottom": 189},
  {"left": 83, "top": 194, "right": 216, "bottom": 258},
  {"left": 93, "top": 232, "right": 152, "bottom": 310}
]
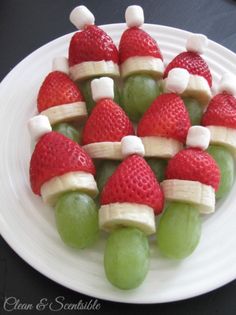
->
[
  {"left": 55, "top": 192, "right": 99, "bottom": 249},
  {"left": 104, "top": 227, "right": 149, "bottom": 290},
  {"left": 207, "top": 145, "right": 234, "bottom": 199},
  {"left": 157, "top": 202, "right": 201, "bottom": 259}
]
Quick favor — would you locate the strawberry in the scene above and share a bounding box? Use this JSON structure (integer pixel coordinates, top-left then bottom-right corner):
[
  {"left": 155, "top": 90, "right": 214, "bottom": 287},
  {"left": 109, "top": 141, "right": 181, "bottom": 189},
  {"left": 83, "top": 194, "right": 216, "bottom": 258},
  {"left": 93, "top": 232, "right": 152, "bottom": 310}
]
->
[
  {"left": 37, "top": 71, "right": 84, "bottom": 112},
  {"left": 82, "top": 99, "right": 134, "bottom": 145},
  {"left": 202, "top": 92, "right": 236, "bottom": 128},
  {"left": 68, "top": 25, "right": 119, "bottom": 67},
  {"left": 119, "top": 27, "right": 163, "bottom": 64},
  {"left": 166, "top": 148, "right": 220, "bottom": 191},
  {"left": 164, "top": 51, "right": 212, "bottom": 87},
  {"left": 101, "top": 155, "right": 164, "bottom": 214},
  {"left": 30, "top": 131, "right": 95, "bottom": 195},
  {"left": 137, "top": 93, "right": 191, "bottom": 143}
]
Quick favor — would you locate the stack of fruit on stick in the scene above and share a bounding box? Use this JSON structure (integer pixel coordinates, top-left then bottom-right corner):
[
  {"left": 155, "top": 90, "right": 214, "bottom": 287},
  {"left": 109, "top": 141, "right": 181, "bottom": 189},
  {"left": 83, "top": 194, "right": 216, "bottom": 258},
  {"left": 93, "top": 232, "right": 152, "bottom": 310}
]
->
[{"left": 27, "top": 4, "right": 236, "bottom": 290}]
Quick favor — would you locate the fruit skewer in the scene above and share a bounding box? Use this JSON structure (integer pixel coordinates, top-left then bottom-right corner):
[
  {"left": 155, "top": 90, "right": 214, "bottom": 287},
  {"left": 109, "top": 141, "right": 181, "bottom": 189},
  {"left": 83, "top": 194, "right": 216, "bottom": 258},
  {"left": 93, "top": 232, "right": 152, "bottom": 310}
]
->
[
  {"left": 99, "top": 151, "right": 164, "bottom": 289},
  {"left": 119, "top": 5, "right": 163, "bottom": 122},
  {"left": 82, "top": 77, "right": 134, "bottom": 191},
  {"left": 136, "top": 89, "right": 191, "bottom": 181},
  {"left": 36, "top": 57, "right": 87, "bottom": 142},
  {"left": 163, "top": 33, "right": 212, "bottom": 124},
  {"left": 28, "top": 117, "right": 99, "bottom": 249},
  {"left": 202, "top": 73, "right": 236, "bottom": 198},
  {"left": 158, "top": 126, "right": 221, "bottom": 259},
  {"left": 68, "top": 5, "right": 121, "bottom": 114}
]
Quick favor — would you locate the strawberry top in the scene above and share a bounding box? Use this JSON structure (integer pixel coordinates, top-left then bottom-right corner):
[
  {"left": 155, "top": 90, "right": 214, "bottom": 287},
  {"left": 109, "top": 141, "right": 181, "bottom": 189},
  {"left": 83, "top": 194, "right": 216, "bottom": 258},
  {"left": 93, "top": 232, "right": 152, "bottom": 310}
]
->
[
  {"left": 202, "top": 92, "right": 236, "bottom": 129},
  {"left": 30, "top": 132, "right": 95, "bottom": 195},
  {"left": 164, "top": 51, "right": 212, "bottom": 87},
  {"left": 37, "top": 71, "right": 84, "bottom": 112},
  {"left": 68, "top": 25, "right": 119, "bottom": 67},
  {"left": 101, "top": 155, "right": 164, "bottom": 214},
  {"left": 119, "top": 27, "right": 163, "bottom": 64},
  {"left": 137, "top": 93, "right": 191, "bottom": 143},
  {"left": 166, "top": 148, "right": 220, "bottom": 191},
  {"left": 82, "top": 99, "right": 134, "bottom": 145}
]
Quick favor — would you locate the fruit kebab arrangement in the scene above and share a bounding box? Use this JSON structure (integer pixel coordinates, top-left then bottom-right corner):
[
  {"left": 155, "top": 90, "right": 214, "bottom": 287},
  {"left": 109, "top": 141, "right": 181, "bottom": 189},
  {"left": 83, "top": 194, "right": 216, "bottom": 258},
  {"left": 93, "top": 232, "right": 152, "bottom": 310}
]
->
[{"left": 27, "top": 4, "right": 236, "bottom": 290}]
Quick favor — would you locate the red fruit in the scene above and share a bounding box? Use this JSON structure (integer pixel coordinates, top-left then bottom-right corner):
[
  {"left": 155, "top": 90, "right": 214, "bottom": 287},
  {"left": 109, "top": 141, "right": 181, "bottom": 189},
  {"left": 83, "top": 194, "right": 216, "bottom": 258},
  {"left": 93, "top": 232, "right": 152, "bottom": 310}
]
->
[
  {"left": 68, "top": 25, "right": 119, "bottom": 67},
  {"left": 37, "top": 71, "right": 84, "bottom": 112},
  {"left": 166, "top": 148, "right": 220, "bottom": 191},
  {"left": 30, "top": 132, "right": 95, "bottom": 195},
  {"left": 101, "top": 155, "right": 164, "bottom": 214},
  {"left": 119, "top": 27, "right": 163, "bottom": 64},
  {"left": 164, "top": 51, "right": 212, "bottom": 87},
  {"left": 82, "top": 99, "right": 134, "bottom": 145},
  {"left": 137, "top": 93, "right": 191, "bottom": 143},
  {"left": 202, "top": 92, "right": 236, "bottom": 128}
]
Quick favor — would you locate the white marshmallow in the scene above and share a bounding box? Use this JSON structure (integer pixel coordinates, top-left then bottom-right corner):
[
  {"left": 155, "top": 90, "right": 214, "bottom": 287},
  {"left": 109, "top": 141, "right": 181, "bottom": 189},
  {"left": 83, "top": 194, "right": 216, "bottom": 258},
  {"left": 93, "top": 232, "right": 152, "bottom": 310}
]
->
[
  {"left": 28, "top": 115, "right": 52, "bottom": 142},
  {"left": 165, "top": 68, "right": 190, "bottom": 94},
  {"left": 186, "top": 126, "right": 211, "bottom": 150},
  {"left": 69, "top": 5, "right": 95, "bottom": 30},
  {"left": 121, "top": 136, "right": 145, "bottom": 158},
  {"left": 52, "top": 57, "right": 69, "bottom": 75},
  {"left": 91, "top": 77, "right": 114, "bottom": 102},
  {"left": 218, "top": 72, "right": 236, "bottom": 97},
  {"left": 186, "top": 34, "right": 208, "bottom": 54},
  {"left": 125, "top": 5, "right": 144, "bottom": 28}
]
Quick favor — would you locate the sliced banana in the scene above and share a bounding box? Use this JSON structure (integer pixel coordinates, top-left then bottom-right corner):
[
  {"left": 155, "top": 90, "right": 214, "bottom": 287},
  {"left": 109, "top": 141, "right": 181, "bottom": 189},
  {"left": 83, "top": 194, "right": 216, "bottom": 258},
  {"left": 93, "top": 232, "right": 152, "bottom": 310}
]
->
[
  {"left": 163, "top": 74, "right": 212, "bottom": 106},
  {"left": 99, "top": 202, "right": 156, "bottom": 235},
  {"left": 83, "top": 141, "right": 122, "bottom": 160},
  {"left": 121, "top": 56, "right": 164, "bottom": 78},
  {"left": 140, "top": 136, "right": 183, "bottom": 158},
  {"left": 161, "top": 179, "right": 215, "bottom": 214},
  {"left": 41, "top": 102, "right": 87, "bottom": 125},
  {"left": 69, "top": 60, "right": 120, "bottom": 81},
  {"left": 41, "top": 171, "right": 98, "bottom": 206},
  {"left": 207, "top": 125, "right": 236, "bottom": 157}
]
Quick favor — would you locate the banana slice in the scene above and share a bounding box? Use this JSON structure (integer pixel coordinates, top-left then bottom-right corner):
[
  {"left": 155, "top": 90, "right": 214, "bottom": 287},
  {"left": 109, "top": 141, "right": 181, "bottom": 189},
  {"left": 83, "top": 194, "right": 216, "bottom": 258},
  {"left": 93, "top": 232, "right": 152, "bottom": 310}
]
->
[
  {"left": 140, "top": 136, "right": 183, "bottom": 158},
  {"left": 207, "top": 125, "right": 236, "bottom": 156},
  {"left": 163, "top": 74, "right": 212, "bottom": 106},
  {"left": 69, "top": 60, "right": 120, "bottom": 81},
  {"left": 121, "top": 56, "right": 164, "bottom": 78},
  {"left": 41, "top": 171, "right": 98, "bottom": 206},
  {"left": 83, "top": 142, "right": 122, "bottom": 160},
  {"left": 161, "top": 179, "right": 215, "bottom": 214},
  {"left": 99, "top": 202, "right": 156, "bottom": 235},
  {"left": 41, "top": 102, "right": 87, "bottom": 125}
]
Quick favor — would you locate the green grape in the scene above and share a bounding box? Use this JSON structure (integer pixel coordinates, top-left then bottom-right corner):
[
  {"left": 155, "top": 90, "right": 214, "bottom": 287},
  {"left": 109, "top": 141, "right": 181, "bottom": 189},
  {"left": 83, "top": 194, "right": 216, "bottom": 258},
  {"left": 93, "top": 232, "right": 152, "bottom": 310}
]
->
[
  {"left": 52, "top": 122, "right": 81, "bottom": 143},
  {"left": 55, "top": 192, "right": 99, "bottom": 249},
  {"left": 78, "top": 78, "right": 121, "bottom": 114},
  {"left": 122, "top": 74, "right": 161, "bottom": 122},
  {"left": 104, "top": 227, "right": 149, "bottom": 290},
  {"left": 96, "top": 160, "right": 119, "bottom": 192},
  {"left": 157, "top": 202, "right": 201, "bottom": 259},
  {"left": 182, "top": 97, "right": 203, "bottom": 125},
  {"left": 146, "top": 158, "right": 167, "bottom": 182},
  {"left": 207, "top": 145, "right": 234, "bottom": 199}
]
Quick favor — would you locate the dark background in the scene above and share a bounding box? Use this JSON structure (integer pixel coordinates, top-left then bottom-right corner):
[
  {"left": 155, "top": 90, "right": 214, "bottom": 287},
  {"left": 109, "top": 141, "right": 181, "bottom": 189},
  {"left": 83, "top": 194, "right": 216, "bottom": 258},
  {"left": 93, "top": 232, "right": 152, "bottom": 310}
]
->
[{"left": 1, "top": 0, "right": 236, "bottom": 314}]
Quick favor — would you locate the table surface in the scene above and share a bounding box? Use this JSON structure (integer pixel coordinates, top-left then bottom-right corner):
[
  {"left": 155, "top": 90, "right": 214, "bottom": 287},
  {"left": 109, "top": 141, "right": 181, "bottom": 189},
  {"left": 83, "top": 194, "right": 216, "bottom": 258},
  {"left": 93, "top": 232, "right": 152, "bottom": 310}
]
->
[{"left": 1, "top": 0, "right": 236, "bottom": 314}]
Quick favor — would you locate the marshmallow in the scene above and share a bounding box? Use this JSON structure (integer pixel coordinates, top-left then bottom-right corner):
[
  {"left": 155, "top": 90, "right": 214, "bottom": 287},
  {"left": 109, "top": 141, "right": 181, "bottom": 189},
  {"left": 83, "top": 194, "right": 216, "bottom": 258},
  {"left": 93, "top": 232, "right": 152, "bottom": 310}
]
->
[
  {"left": 186, "top": 34, "right": 208, "bottom": 54},
  {"left": 91, "top": 77, "right": 114, "bottom": 102},
  {"left": 121, "top": 136, "right": 145, "bottom": 158},
  {"left": 186, "top": 126, "right": 210, "bottom": 150},
  {"left": 125, "top": 5, "right": 144, "bottom": 28},
  {"left": 165, "top": 68, "right": 190, "bottom": 94},
  {"left": 28, "top": 115, "right": 52, "bottom": 142},
  {"left": 218, "top": 72, "right": 236, "bottom": 97},
  {"left": 52, "top": 57, "right": 69, "bottom": 75},
  {"left": 69, "top": 5, "right": 95, "bottom": 30}
]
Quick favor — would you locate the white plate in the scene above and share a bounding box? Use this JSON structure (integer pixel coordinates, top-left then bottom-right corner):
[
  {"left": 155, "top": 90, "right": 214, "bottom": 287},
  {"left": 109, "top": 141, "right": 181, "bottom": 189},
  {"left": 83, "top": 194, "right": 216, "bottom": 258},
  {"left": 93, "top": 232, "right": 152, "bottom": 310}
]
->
[{"left": 1, "top": 23, "right": 236, "bottom": 304}]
